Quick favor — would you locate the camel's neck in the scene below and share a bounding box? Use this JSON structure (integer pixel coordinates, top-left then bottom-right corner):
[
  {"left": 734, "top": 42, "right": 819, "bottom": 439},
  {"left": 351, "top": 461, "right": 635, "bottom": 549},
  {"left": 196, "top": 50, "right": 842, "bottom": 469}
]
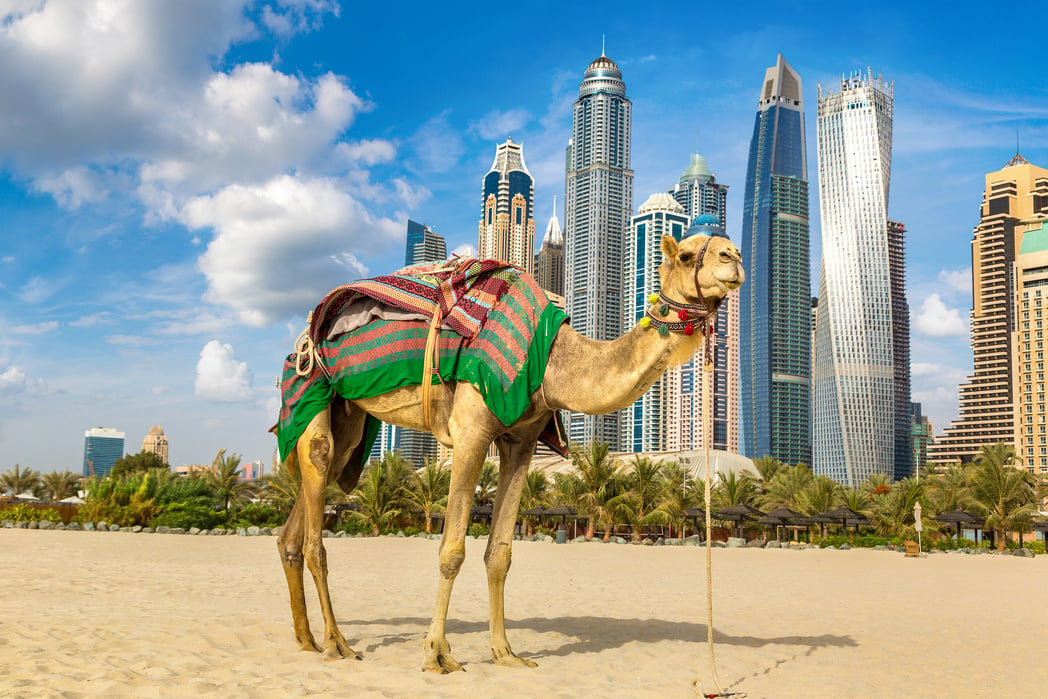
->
[{"left": 541, "top": 320, "right": 704, "bottom": 415}]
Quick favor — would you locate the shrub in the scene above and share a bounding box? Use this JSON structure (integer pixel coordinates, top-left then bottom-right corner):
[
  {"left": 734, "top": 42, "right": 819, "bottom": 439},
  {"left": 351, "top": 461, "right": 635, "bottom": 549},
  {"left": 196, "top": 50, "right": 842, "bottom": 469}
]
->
[
  {"left": 228, "top": 503, "right": 284, "bottom": 529},
  {"left": 401, "top": 525, "right": 420, "bottom": 537},
  {"left": 336, "top": 518, "right": 373, "bottom": 536},
  {"left": 468, "top": 522, "right": 489, "bottom": 537},
  {"left": 150, "top": 504, "right": 226, "bottom": 530},
  {"left": 0, "top": 503, "right": 62, "bottom": 523}
]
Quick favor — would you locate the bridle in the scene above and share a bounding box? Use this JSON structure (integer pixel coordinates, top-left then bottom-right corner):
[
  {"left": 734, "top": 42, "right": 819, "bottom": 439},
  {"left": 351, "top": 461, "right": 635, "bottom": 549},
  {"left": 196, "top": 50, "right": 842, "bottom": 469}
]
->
[{"left": 641, "top": 237, "right": 726, "bottom": 368}]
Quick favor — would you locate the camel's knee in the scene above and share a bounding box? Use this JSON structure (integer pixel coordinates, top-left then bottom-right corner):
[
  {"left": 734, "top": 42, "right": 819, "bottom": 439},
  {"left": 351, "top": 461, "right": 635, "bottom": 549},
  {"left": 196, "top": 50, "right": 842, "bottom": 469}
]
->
[
  {"left": 439, "top": 546, "right": 466, "bottom": 580},
  {"left": 484, "top": 541, "right": 512, "bottom": 577},
  {"left": 308, "top": 437, "right": 332, "bottom": 474},
  {"left": 278, "top": 537, "right": 304, "bottom": 568}
]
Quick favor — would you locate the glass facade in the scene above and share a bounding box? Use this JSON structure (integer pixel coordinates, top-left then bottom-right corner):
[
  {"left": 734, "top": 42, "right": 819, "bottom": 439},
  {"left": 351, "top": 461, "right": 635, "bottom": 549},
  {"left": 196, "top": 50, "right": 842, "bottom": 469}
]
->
[
  {"left": 565, "top": 53, "right": 633, "bottom": 449},
  {"left": 83, "top": 428, "right": 125, "bottom": 478},
  {"left": 739, "top": 55, "right": 811, "bottom": 467},
  {"left": 813, "top": 70, "right": 897, "bottom": 487},
  {"left": 479, "top": 139, "right": 535, "bottom": 273}
]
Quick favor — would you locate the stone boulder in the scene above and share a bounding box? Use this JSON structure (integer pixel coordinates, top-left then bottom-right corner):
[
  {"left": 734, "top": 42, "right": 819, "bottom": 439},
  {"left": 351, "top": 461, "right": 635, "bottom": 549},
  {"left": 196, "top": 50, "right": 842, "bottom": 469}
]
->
[{"left": 38, "top": 520, "right": 54, "bottom": 530}]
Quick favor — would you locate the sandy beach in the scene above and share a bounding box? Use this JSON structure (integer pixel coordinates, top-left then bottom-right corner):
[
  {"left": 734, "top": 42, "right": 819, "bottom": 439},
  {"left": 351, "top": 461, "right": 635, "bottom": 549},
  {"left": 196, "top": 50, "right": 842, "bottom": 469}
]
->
[{"left": 2, "top": 529, "right": 1046, "bottom": 698}]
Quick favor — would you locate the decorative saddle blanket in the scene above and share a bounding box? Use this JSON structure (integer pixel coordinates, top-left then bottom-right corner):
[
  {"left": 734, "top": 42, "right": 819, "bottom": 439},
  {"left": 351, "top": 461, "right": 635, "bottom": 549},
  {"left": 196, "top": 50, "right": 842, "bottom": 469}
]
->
[{"left": 276, "top": 258, "right": 569, "bottom": 463}]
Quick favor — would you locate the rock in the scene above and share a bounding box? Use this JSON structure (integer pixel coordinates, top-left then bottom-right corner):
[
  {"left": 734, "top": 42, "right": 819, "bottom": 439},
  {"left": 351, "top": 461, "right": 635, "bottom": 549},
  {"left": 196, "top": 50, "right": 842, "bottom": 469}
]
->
[
  {"left": 971, "top": 548, "right": 988, "bottom": 555},
  {"left": 0, "top": 520, "right": 12, "bottom": 528},
  {"left": 685, "top": 535, "right": 702, "bottom": 545},
  {"left": 156, "top": 526, "right": 170, "bottom": 534},
  {"left": 83, "top": 522, "right": 95, "bottom": 532},
  {"left": 396, "top": 530, "right": 406, "bottom": 538},
  {"left": 142, "top": 527, "right": 154, "bottom": 534},
  {"left": 28, "top": 521, "right": 39, "bottom": 529},
  {"left": 712, "top": 541, "right": 726, "bottom": 548},
  {"left": 55, "top": 522, "right": 67, "bottom": 530},
  {"left": 726, "top": 537, "right": 746, "bottom": 548},
  {"left": 612, "top": 536, "right": 628, "bottom": 545},
  {"left": 542, "top": 534, "right": 553, "bottom": 543},
  {"left": 39, "top": 520, "right": 54, "bottom": 530},
  {"left": 197, "top": 529, "right": 209, "bottom": 535},
  {"left": 1013, "top": 548, "right": 1035, "bottom": 558},
  {"left": 745, "top": 539, "right": 765, "bottom": 548},
  {"left": 188, "top": 527, "right": 201, "bottom": 536},
  {"left": 272, "top": 526, "right": 283, "bottom": 537},
  {"left": 261, "top": 527, "right": 272, "bottom": 536},
  {"left": 170, "top": 527, "right": 185, "bottom": 535},
  {"left": 237, "top": 528, "right": 247, "bottom": 537},
  {"left": 97, "top": 521, "right": 108, "bottom": 531},
  {"left": 641, "top": 538, "right": 654, "bottom": 546},
  {"left": 335, "top": 531, "right": 347, "bottom": 538},
  {"left": 873, "top": 545, "right": 890, "bottom": 551},
  {"left": 571, "top": 536, "right": 587, "bottom": 544},
  {"left": 131, "top": 525, "right": 143, "bottom": 533},
  {"left": 322, "top": 529, "right": 334, "bottom": 538},
  {"left": 765, "top": 541, "right": 781, "bottom": 549},
  {"left": 66, "top": 522, "right": 80, "bottom": 531},
  {"left": 824, "top": 545, "right": 837, "bottom": 550},
  {"left": 247, "top": 526, "right": 261, "bottom": 537},
  {"left": 16, "top": 521, "right": 28, "bottom": 528},
  {"left": 108, "top": 524, "right": 120, "bottom": 532},
  {"left": 839, "top": 543, "right": 851, "bottom": 550}
]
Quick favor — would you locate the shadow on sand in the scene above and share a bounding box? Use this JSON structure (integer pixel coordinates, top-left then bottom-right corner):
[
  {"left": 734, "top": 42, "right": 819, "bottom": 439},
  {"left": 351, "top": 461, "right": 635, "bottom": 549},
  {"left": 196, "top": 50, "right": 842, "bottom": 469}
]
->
[{"left": 339, "top": 614, "right": 857, "bottom": 661}]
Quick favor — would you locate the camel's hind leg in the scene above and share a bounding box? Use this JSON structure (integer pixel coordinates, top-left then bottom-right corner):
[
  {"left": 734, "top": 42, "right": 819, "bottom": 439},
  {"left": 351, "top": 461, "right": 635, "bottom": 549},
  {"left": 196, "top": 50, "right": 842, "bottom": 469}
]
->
[
  {"left": 276, "top": 488, "right": 321, "bottom": 652},
  {"left": 485, "top": 435, "right": 538, "bottom": 668},
  {"left": 279, "top": 403, "right": 365, "bottom": 660}
]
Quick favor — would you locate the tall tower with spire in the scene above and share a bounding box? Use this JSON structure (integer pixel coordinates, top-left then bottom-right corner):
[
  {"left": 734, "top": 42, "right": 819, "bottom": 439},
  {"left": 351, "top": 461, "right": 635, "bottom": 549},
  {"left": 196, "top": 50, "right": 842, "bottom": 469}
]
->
[
  {"left": 739, "top": 54, "right": 812, "bottom": 468},
  {"left": 536, "top": 197, "right": 564, "bottom": 298},
  {"left": 564, "top": 47, "right": 634, "bottom": 449},
  {"left": 479, "top": 137, "right": 535, "bottom": 273}
]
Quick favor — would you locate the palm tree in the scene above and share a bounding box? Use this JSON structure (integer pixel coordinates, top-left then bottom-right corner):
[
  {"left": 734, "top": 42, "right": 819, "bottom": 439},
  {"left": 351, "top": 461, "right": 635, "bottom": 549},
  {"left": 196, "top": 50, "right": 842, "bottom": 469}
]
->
[
  {"left": 868, "top": 477, "right": 925, "bottom": 538},
  {"left": 349, "top": 459, "right": 406, "bottom": 535},
  {"left": 205, "top": 452, "right": 257, "bottom": 513},
  {"left": 621, "top": 456, "right": 669, "bottom": 542},
  {"left": 860, "top": 472, "right": 893, "bottom": 499},
  {"left": 760, "top": 463, "right": 813, "bottom": 511},
  {"left": 40, "top": 470, "right": 81, "bottom": 501},
  {"left": 840, "top": 487, "right": 871, "bottom": 514},
  {"left": 655, "top": 461, "right": 700, "bottom": 538},
  {"left": 406, "top": 458, "right": 450, "bottom": 534},
  {"left": 967, "top": 442, "right": 1038, "bottom": 550},
  {"left": 712, "top": 470, "right": 759, "bottom": 510},
  {"left": 475, "top": 460, "right": 498, "bottom": 506},
  {"left": 519, "top": 469, "right": 551, "bottom": 536},
  {"left": 796, "top": 475, "right": 842, "bottom": 516},
  {"left": 925, "top": 462, "right": 973, "bottom": 516},
  {"left": 1, "top": 464, "right": 42, "bottom": 497},
  {"left": 751, "top": 456, "right": 784, "bottom": 492},
  {"left": 566, "top": 441, "right": 628, "bottom": 540}
]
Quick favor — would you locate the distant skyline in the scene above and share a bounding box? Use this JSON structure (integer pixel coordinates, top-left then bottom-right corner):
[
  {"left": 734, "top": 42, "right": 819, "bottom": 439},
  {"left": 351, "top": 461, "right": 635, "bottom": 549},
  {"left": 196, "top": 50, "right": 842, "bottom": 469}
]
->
[{"left": 1, "top": 1, "right": 1046, "bottom": 471}]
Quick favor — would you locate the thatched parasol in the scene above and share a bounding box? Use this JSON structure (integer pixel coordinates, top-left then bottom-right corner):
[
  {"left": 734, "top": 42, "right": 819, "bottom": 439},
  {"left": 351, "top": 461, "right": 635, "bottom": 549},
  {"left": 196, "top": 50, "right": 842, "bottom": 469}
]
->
[{"left": 932, "top": 509, "right": 984, "bottom": 538}]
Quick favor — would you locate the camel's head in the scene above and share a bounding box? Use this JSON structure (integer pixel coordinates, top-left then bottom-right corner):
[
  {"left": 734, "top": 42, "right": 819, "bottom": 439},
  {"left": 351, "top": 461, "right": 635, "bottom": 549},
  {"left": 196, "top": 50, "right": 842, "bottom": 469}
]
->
[{"left": 658, "top": 234, "right": 745, "bottom": 307}]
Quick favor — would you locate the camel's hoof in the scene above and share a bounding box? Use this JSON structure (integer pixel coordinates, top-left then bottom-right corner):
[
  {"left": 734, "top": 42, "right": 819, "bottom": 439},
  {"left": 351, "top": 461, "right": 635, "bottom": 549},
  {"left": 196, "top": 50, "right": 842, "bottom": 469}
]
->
[
  {"left": 295, "top": 634, "right": 322, "bottom": 653},
  {"left": 422, "top": 639, "right": 464, "bottom": 674},
  {"left": 493, "top": 650, "right": 538, "bottom": 668},
  {"left": 321, "top": 636, "right": 360, "bottom": 662}
]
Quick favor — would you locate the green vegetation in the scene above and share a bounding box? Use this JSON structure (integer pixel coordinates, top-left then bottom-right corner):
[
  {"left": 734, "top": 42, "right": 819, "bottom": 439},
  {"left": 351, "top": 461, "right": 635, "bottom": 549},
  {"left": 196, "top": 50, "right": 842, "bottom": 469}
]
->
[{"left": 3, "top": 440, "right": 1045, "bottom": 550}]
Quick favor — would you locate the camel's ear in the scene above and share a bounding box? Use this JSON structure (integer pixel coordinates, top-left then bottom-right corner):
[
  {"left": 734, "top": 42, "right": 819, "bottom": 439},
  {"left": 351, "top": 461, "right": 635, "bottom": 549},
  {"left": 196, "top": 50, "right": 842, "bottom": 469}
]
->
[{"left": 661, "top": 235, "right": 679, "bottom": 261}]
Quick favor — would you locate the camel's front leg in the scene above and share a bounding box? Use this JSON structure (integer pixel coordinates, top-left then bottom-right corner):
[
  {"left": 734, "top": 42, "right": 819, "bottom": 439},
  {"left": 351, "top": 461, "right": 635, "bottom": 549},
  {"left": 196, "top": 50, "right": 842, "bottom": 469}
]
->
[
  {"left": 422, "top": 423, "right": 492, "bottom": 673},
  {"left": 485, "top": 437, "right": 538, "bottom": 668},
  {"left": 298, "top": 408, "right": 359, "bottom": 661}
]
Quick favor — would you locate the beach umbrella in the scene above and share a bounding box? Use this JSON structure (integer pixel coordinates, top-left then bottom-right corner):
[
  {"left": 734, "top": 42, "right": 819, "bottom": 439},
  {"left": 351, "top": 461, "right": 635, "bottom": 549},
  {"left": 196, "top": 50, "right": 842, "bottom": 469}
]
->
[
  {"left": 521, "top": 506, "right": 547, "bottom": 517},
  {"left": 933, "top": 509, "right": 984, "bottom": 539},
  {"left": 543, "top": 504, "right": 583, "bottom": 536},
  {"left": 757, "top": 506, "right": 806, "bottom": 541},
  {"left": 684, "top": 507, "right": 706, "bottom": 539},
  {"left": 58, "top": 495, "right": 85, "bottom": 505},
  {"left": 14, "top": 492, "right": 41, "bottom": 502},
  {"left": 714, "top": 503, "right": 764, "bottom": 537},
  {"left": 814, "top": 507, "right": 870, "bottom": 535}
]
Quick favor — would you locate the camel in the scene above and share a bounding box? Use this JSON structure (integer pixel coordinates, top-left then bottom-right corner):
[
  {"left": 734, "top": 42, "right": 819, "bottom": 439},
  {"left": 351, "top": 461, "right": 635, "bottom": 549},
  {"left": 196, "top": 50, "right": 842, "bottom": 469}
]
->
[{"left": 275, "top": 233, "right": 744, "bottom": 672}]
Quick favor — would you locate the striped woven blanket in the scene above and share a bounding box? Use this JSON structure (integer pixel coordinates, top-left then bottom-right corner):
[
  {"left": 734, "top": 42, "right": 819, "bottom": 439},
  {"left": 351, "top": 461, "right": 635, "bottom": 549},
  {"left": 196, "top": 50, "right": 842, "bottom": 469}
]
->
[{"left": 276, "top": 260, "right": 568, "bottom": 462}]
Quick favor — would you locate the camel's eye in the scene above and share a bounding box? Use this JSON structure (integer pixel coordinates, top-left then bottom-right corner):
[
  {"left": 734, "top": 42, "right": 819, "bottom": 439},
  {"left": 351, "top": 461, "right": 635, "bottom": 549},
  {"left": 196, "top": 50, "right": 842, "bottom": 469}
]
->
[
  {"left": 679, "top": 252, "right": 693, "bottom": 264},
  {"left": 719, "top": 251, "right": 733, "bottom": 261}
]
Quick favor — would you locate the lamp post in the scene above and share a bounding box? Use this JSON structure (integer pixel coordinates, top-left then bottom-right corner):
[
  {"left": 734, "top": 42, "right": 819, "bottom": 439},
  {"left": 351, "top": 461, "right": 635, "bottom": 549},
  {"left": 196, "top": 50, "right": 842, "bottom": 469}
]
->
[{"left": 913, "top": 501, "right": 923, "bottom": 556}]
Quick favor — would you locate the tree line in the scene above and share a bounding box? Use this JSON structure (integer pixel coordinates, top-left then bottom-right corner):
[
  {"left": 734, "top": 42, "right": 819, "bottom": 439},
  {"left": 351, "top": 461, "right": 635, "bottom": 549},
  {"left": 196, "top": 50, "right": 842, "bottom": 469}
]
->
[{"left": 2, "top": 442, "right": 1044, "bottom": 549}]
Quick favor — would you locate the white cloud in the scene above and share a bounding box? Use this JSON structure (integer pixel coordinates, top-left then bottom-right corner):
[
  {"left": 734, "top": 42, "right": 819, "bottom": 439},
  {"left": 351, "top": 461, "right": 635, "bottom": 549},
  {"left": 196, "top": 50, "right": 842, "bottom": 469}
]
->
[
  {"left": 17, "top": 277, "right": 58, "bottom": 305},
  {"left": 392, "top": 178, "right": 431, "bottom": 210},
  {"left": 469, "top": 108, "right": 532, "bottom": 141},
  {"left": 937, "top": 267, "right": 971, "bottom": 296},
  {"left": 451, "top": 243, "right": 477, "bottom": 258},
  {"left": 336, "top": 139, "right": 396, "bottom": 166},
  {"left": 0, "top": 366, "right": 27, "bottom": 394},
  {"left": 68, "top": 312, "right": 116, "bottom": 328},
  {"left": 408, "top": 110, "right": 464, "bottom": 174},
  {"left": 260, "top": 0, "right": 338, "bottom": 38},
  {"left": 195, "top": 340, "right": 254, "bottom": 402},
  {"left": 180, "top": 174, "right": 401, "bottom": 326},
  {"left": 10, "top": 321, "right": 58, "bottom": 335},
  {"left": 913, "top": 294, "right": 967, "bottom": 338}
]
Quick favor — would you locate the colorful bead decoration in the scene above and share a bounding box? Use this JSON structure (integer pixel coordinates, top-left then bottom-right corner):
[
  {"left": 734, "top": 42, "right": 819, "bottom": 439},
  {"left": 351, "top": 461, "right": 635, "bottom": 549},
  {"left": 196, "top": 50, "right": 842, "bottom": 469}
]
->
[
  {"left": 639, "top": 317, "right": 651, "bottom": 328},
  {"left": 658, "top": 324, "right": 669, "bottom": 336},
  {"left": 677, "top": 309, "right": 688, "bottom": 321},
  {"left": 648, "top": 293, "right": 659, "bottom": 304},
  {"left": 684, "top": 323, "right": 694, "bottom": 336}
]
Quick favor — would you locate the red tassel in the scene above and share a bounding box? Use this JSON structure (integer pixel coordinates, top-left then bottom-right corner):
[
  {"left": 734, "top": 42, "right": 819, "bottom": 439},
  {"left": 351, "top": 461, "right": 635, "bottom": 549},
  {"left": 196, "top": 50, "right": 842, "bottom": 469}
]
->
[
  {"left": 677, "top": 309, "right": 688, "bottom": 321},
  {"left": 684, "top": 323, "right": 695, "bottom": 336}
]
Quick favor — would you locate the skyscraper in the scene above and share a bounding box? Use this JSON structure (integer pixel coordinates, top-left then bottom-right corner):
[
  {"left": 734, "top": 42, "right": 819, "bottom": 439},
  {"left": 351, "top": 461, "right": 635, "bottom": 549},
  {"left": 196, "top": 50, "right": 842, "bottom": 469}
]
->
[
  {"left": 83, "top": 427, "right": 124, "bottom": 478},
  {"left": 405, "top": 220, "right": 447, "bottom": 268},
  {"left": 479, "top": 138, "right": 535, "bottom": 273},
  {"left": 664, "top": 155, "right": 737, "bottom": 453},
  {"left": 888, "top": 220, "right": 913, "bottom": 479},
  {"left": 536, "top": 197, "right": 564, "bottom": 298},
  {"left": 376, "top": 220, "right": 448, "bottom": 467},
  {"left": 141, "top": 425, "right": 168, "bottom": 464},
  {"left": 813, "top": 69, "right": 898, "bottom": 487},
  {"left": 564, "top": 49, "right": 633, "bottom": 448},
  {"left": 930, "top": 154, "right": 1048, "bottom": 466},
  {"left": 739, "top": 54, "right": 812, "bottom": 467},
  {"left": 621, "top": 193, "right": 689, "bottom": 452}
]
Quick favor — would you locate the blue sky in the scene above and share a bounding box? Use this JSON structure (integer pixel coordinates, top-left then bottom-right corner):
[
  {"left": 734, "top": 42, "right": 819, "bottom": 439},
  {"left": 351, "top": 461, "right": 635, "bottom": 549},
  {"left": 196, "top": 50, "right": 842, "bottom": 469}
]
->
[{"left": 1, "top": 0, "right": 1046, "bottom": 473}]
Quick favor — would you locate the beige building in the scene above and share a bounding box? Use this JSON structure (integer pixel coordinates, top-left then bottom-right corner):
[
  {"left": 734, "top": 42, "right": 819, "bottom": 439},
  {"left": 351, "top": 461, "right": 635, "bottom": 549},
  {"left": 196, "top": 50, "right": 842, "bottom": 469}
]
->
[
  {"left": 930, "top": 154, "right": 1048, "bottom": 465},
  {"left": 141, "top": 425, "right": 169, "bottom": 464},
  {"left": 1014, "top": 220, "right": 1048, "bottom": 474},
  {"left": 478, "top": 138, "right": 535, "bottom": 274}
]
